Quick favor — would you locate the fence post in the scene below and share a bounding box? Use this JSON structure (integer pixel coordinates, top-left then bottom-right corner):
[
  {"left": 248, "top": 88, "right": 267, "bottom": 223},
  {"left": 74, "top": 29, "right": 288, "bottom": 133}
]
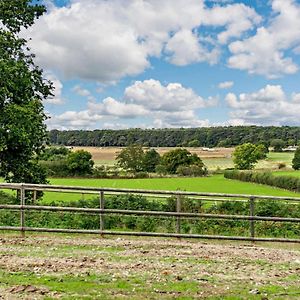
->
[
  {"left": 176, "top": 195, "right": 181, "bottom": 234},
  {"left": 249, "top": 196, "right": 255, "bottom": 240},
  {"left": 99, "top": 191, "right": 105, "bottom": 235},
  {"left": 33, "top": 190, "right": 37, "bottom": 204},
  {"left": 20, "top": 184, "right": 25, "bottom": 238}
]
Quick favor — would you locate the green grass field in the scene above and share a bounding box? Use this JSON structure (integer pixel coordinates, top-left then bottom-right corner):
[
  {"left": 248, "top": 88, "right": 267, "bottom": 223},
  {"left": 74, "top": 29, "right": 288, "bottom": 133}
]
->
[
  {"left": 2, "top": 175, "right": 299, "bottom": 204},
  {"left": 37, "top": 175, "right": 299, "bottom": 203}
]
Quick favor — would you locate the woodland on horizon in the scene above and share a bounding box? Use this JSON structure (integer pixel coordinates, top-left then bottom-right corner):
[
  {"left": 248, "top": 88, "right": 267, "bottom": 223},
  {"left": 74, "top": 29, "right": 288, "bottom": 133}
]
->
[{"left": 48, "top": 126, "right": 300, "bottom": 148}]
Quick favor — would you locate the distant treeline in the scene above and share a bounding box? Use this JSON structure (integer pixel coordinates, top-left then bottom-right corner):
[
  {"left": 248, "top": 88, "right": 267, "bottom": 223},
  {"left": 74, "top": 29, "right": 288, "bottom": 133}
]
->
[{"left": 48, "top": 126, "right": 300, "bottom": 148}]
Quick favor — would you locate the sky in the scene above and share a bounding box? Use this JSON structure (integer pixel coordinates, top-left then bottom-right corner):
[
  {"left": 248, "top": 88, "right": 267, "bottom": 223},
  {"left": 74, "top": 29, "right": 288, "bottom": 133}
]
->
[{"left": 23, "top": 0, "right": 300, "bottom": 130}]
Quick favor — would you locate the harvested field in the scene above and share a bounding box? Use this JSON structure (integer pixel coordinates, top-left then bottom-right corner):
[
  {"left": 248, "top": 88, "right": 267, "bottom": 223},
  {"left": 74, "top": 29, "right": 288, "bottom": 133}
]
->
[
  {"left": 71, "top": 146, "right": 234, "bottom": 167},
  {"left": 0, "top": 234, "right": 300, "bottom": 299},
  {"left": 71, "top": 146, "right": 294, "bottom": 170}
]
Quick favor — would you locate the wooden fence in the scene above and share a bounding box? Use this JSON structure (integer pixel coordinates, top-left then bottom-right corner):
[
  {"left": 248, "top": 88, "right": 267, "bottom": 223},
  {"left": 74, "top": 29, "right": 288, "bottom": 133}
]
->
[{"left": 0, "top": 182, "right": 300, "bottom": 243}]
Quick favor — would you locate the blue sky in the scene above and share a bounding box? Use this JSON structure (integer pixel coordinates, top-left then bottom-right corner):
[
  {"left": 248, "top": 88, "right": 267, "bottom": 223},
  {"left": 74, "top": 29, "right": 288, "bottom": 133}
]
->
[{"left": 25, "top": 0, "right": 300, "bottom": 129}]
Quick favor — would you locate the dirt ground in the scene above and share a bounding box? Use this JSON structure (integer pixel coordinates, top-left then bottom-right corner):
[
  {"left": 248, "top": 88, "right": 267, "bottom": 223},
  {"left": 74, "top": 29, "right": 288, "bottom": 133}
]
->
[
  {"left": 0, "top": 234, "right": 299, "bottom": 299},
  {"left": 72, "top": 146, "right": 234, "bottom": 161}
]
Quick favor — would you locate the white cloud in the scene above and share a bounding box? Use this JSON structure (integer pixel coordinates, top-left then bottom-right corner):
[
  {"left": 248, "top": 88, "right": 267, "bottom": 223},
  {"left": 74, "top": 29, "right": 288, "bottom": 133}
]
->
[
  {"left": 228, "top": 0, "right": 300, "bottom": 77},
  {"left": 201, "top": 3, "right": 261, "bottom": 44},
  {"left": 47, "top": 79, "right": 216, "bottom": 129},
  {"left": 24, "top": 0, "right": 261, "bottom": 82},
  {"left": 88, "top": 97, "right": 148, "bottom": 118},
  {"left": 44, "top": 73, "right": 64, "bottom": 105},
  {"left": 124, "top": 79, "right": 215, "bottom": 111},
  {"left": 218, "top": 81, "right": 234, "bottom": 89},
  {"left": 73, "top": 85, "right": 91, "bottom": 97},
  {"left": 226, "top": 85, "right": 300, "bottom": 125},
  {"left": 47, "top": 110, "right": 103, "bottom": 129},
  {"left": 165, "top": 29, "right": 220, "bottom": 66}
]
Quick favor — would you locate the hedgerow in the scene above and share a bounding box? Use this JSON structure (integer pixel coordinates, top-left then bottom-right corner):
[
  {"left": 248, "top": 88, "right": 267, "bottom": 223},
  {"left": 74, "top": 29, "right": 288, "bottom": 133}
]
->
[{"left": 224, "top": 170, "right": 300, "bottom": 192}]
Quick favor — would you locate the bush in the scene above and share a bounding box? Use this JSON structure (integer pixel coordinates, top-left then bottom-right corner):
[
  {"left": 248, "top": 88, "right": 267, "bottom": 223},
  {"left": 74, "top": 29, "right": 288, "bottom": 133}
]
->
[
  {"left": 1, "top": 192, "right": 300, "bottom": 238},
  {"left": 39, "top": 159, "right": 69, "bottom": 177},
  {"left": 134, "top": 171, "right": 149, "bottom": 179},
  {"left": 292, "top": 147, "right": 300, "bottom": 170},
  {"left": 155, "top": 164, "right": 168, "bottom": 175},
  {"left": 224, "top": 170, "right": 300, "bottom": 193},
  {"left": 161, "top": 148, "right": 206, "bottom": 174},
  {"left": 176, "top": 164, "right": 207, "bottom": 177},
  {"left": 67, "top": 150, "right": 94, "bottom": 176},
  {"left": 92, "top": 165, "right": 108, "bottom": 178}
]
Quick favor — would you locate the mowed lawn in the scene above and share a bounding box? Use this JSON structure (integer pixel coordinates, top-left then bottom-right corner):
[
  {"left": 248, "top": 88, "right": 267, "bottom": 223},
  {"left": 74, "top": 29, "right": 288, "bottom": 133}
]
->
[{"left": 37, "top": 175, "right": 300, "bottom": 203}]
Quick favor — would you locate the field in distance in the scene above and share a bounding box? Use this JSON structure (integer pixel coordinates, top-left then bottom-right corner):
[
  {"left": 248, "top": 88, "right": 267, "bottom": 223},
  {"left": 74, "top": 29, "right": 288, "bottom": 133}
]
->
[
  {"left": 71, "top": 146, "right": 294, "bottom": 170},
  {"left": 42, "top": 175, "right": 299, "bottom": 203}
]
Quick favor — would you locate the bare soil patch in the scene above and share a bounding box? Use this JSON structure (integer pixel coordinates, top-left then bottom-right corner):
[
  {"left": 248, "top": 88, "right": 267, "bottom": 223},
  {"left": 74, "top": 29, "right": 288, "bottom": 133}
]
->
[{"left": 0, "top": 234, "right": 299, "bottom": 299}]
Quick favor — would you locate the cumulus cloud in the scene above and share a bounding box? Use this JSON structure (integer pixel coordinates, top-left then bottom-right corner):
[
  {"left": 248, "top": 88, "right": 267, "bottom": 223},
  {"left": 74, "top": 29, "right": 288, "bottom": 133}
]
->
[
  {"left": 201, "top": 3, "right": 261, "bottom": 44},
  {"left": 165, "top": 29, "right": 220, "bottom": 66},
  {"left": 226, "top": 85, "right": 300, "bottom": 125},
  {"left": 228, "top": 0, "right": 300, "bottom": 77},
  {"left": 47, "top": 79, "right": 216, "bottom": 129},
  {"left": 218, "top": 81, "right": 234, "bottom": 89},
  {"left": 44, "top": 73, "right": 64, "bottom": 105},
  {"left": 24, "top": 0, "right": 261, "bottom": 82},
  {"left": 73, "top": 85, "right": 91, "bottom": 97}
]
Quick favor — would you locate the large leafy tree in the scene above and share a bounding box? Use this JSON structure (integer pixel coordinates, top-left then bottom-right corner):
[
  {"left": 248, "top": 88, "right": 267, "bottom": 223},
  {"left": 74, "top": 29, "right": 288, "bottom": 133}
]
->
[
  {"left": 161, "top": 148, "right": 204, "bottom": 174},
  {"left": 233, "top": 143, "right": 265, "bottom": 170},
  {"left": 142, "top": 149, "right": 161, "bottom": 172},
  {"left": 0, "top": 0, "right": 53, "bottom": 183},
  {"left": 67, "top": 150, "right": 94, "bottom": 176},
  {"left": 116, "top": 145, "right": 145, "bottom": 173},
  {"left": 292, "top": 147, "right": 300, "bottom": 170},
  {"left": 270, "top": 139, "right": 285, "bottom": 152}
]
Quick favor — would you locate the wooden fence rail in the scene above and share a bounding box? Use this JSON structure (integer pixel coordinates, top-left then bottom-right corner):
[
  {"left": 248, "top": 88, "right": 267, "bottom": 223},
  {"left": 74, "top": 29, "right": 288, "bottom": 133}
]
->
[{"left": 0, "top": 183, "right": 300, "bottom": 243}]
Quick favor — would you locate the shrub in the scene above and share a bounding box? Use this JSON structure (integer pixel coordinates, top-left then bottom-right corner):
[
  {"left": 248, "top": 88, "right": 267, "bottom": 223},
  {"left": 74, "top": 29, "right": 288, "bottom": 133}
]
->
[
  {"left": 39, "top": 159, "right": 69, "bottom": 177},
  {"left": 292, "top": 147, "right": 300, "bottom": 170},
  {"left": 92, "top": 165, "right": 108, "bottom": 178},
  {"left": 176, "top": 164, "right": 207, "bottom": 177},
  {"left": 224, "top": 170, "right": 300, "bottom": 193},
  {"left": 67, "top": 150, "right": 94, "bottom": 176},
  {"left": 161, "top": 148, "right": 205, "bottom": 174}
]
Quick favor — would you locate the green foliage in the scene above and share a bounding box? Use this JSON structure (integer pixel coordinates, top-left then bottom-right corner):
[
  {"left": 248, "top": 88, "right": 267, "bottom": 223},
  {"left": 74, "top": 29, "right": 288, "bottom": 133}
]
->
[
  {"left": 40, "top": 149, "right": 94, "bottom": 177},
  {"left": 39, "top": 159, "right": 69, "bottom": 177},
  {"left": 1, "top": 191, "right": 300, "bottom": 238},
  {"left": 66, "top": 150, "right": 94, "bottom": 176},
  {"left": 49, "top": 126, "right": 300, "bottom": 148},
  {"left": 155, "top": 164, "right": 168, "bottom": 175},
  {"left": 0, "top": 0, "right": 52, "bottom": 184},
  {"left": 39, "top": 146, "right": 71, "bottom": 161},
  {"left": 292, "top": 147, "right": 300, "bottom": 170},
  {"left": 116, "top": 145, "right": 145, "bottom": 173},
  {"left": 116, "top": 145, "right": 161, "bottom": 174},
  {"left": 256, "top": 144, "right": 268, "bottom": 159},
  {"left": 270, "top": 139, "right": 285, "bottom": 152},
  {"left": 142, "top": 149, "right": 161, "bottom": 172},
  {"left": 187, "top": 139, "right": 200, "bottom": 147},
  {"left": 161, "top": 148, "right": 205, "bottom": 174},
  {"left": 233, "top": 143, "right": 264, "bottom": 170},
  {"left": 93, "top": 165, "right": 108, "bottom": 178},
  {"left": 224, "top": 170, "right": 300, "bottom": 193},
  {"left": 176, "top": 164, "right": 208, "bottom": 177}
]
